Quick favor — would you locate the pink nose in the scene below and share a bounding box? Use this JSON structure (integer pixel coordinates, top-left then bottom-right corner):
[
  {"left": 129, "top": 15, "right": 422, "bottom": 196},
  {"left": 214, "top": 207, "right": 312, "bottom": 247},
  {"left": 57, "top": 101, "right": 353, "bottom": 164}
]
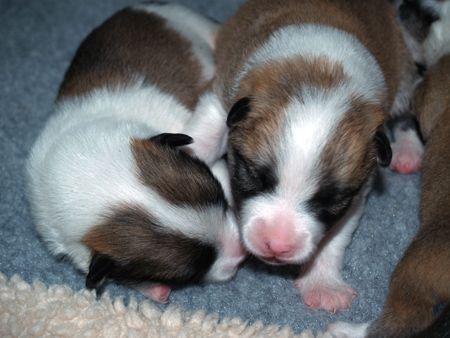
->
[{"left": 265, "top": 239, "right": 294, "bottom": 257}]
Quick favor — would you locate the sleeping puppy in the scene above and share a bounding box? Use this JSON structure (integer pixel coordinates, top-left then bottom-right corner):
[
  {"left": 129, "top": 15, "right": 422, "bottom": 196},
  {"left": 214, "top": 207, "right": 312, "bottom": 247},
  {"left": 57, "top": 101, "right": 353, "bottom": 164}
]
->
[
  {"left": 187, "top": 0, "right": 418, "bottom": 312},
  {"left": 328, "top": 2, "right": 450, "bottom": 336},
  {"left": 26, "top": 3, "right": 246, "bottom": 303}
]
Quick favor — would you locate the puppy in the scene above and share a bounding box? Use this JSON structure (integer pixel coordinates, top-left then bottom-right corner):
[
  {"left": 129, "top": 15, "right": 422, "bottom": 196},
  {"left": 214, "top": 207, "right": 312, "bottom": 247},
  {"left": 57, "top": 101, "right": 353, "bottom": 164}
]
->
[
  {"left": 26, "top": 3, "right": 246, "bottom": 303},
  {"left": 328, "top": 2, "right": 450, "bottom": 336},
  {"left": 187, "top": 0, "right": 419, "bottom": 312}
]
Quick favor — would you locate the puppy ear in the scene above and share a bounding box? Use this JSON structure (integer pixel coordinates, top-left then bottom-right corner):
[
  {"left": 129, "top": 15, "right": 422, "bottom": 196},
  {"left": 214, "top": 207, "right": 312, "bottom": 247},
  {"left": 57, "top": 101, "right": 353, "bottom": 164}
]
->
[
  {"left": 150, "top": 133, "right": 194, "bottom": 148},
  {"left": 86, "top": 252, "right": 116, "bottom": 291},
  {"left": 227, "top": 97, "right": 251, "bottom": 127},
  {"left": 374, "top": 130, "right": 392, "bottom": 167}
]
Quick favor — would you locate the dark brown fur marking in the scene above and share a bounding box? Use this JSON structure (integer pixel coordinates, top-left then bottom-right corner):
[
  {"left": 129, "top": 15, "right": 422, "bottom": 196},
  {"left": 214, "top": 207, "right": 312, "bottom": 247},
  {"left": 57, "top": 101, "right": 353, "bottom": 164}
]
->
[
  {"left": 83, "top": 204, "right": 217, "bottom": 286},
  {"left": 57, "top": 8, "right": 208, "bottom": 110},
  {"left": 131, "top": 138, "right": 227, "bottom": 209}
]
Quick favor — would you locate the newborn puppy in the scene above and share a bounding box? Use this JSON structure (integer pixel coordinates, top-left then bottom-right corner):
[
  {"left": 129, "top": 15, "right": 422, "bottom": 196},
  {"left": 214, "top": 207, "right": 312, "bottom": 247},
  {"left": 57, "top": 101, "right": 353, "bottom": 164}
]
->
[
  {"left": 26, "top": 3, "right": 246, "bottom": 303},
  {"left": 188, "top": 0, "right": 419, "bottom": 312},
  {"left": 328, "top": 2, "right": 450, "bottom": 336}
]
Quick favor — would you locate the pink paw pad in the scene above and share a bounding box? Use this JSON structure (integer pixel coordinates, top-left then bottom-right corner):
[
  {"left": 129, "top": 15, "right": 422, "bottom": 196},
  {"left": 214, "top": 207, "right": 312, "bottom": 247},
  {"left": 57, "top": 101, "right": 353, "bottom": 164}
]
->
[
  {"left": 143, "top": 284, "right": 172, "bottom": 303},
  {"left": 297, "top": 282, "right": 358, "bottom": 313},
  {"left": 389, "top": 129, "right": 424, "bottom": 174}
]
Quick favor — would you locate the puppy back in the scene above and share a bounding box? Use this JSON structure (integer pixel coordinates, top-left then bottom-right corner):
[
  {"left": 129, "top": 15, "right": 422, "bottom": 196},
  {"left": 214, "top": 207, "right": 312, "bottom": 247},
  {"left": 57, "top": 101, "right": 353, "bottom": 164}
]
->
[
  {"left": 215, "top": 0, "right": 410, "bottom": 109},
  {"left": 58, "top": 5, "right": 214, "bottom": 110}
]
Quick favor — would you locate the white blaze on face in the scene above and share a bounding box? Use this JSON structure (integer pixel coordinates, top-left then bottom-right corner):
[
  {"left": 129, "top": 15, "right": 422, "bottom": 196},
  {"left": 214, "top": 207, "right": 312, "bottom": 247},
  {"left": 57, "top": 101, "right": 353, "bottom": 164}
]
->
[{"left": 240, "top": 89, "right": 351, "bottom": 264}]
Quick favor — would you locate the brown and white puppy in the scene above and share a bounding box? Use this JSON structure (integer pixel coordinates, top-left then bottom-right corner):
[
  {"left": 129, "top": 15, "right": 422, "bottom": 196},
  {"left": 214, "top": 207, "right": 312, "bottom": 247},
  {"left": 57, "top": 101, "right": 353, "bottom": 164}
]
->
[
  {"left": 187, "top": 0, "right": 419, "bottom": 312},
  {"left": 328, "top": 2, "right": 450, "bottom": 336},
  {"left": 26, "top": 3, "right": 246, "bottom": 303}
]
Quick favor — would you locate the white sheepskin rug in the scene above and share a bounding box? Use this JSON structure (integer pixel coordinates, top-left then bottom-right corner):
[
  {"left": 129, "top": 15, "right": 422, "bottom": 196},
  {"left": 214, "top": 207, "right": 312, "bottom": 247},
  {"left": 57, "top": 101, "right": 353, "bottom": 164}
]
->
[{"left": 0, "top": 273, "right": 334, "bottom": 338}]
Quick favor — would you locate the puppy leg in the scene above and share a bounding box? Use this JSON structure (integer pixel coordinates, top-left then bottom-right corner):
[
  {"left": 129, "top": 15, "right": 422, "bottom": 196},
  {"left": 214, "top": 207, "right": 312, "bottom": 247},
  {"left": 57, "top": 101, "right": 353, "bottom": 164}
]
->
[
  {"left": 295, "top": 195, "right": 366, "bottom": 312},
  {"left": 181, "top": 91, "right": 228, "bottom": 165},
  {"left": 388, "top": 116, "right": 424, "bottom": 174}
]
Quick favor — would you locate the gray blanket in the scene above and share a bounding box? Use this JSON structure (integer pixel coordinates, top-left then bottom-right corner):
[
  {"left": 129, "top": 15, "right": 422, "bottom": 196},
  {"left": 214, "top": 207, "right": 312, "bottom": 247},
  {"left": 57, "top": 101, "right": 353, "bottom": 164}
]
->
[{"left": 0, "top": 0, "right": 421, "bottom": 334}]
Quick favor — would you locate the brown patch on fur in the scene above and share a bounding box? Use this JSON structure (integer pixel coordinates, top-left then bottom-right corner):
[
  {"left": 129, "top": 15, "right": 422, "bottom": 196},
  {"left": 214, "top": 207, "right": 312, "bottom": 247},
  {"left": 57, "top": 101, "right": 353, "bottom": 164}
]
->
[
  {"left": 82, "top": 204, "right": 217, "bottom": 285},
  {"left": 367, "top": 54, "right": 450, "bottom": 338},
  {"left": 415, "top": 54, "right": 450, "bottom": 140},
  {"left": 131, "top": 138, "right": 227, "bottom": 209},
  {"left": 320, "top": 98, "right": 386, "bottom": 186},
  {"left": 229, "top": 55, "right": 348, "bottom": 162},
  {"left": 214, "top": 0, "right": 414, "bottom": 112},
  {"left": 57, "top": 8, "right": 208, "bottom": 110}
]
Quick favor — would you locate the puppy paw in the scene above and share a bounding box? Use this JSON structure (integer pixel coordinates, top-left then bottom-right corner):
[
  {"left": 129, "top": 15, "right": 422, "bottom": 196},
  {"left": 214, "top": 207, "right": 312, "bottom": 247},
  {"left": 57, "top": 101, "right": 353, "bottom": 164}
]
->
[
  {"left": 326, "top": 321, "right": 370, "bottom": 338},
  {"left": 295, "top": 280, "right": 358, "bottom": 313},
  {"left": 140, "top": 284, "right": 172, "bottom": 303},
  {"left": 389, "top": 129, "right": 424, "bottom": 174}
]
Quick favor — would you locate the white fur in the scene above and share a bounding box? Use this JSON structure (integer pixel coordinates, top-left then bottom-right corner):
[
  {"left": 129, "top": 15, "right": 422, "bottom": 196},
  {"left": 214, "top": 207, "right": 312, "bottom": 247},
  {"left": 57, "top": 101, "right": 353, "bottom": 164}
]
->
[
  {"left": 326, "top": 321, "right": 370, "bottom": 338},
  {"left": 241, "top": 92, "right": 353, "bottom": 264},
  {"left": 235, "top": 24, "right": 386, "bottom": 106},
  {"left": 181, "top": 90, "right": 229, "bottom": 165},
  {"left": 134, "top": 3, "right": 219, "bottom": 83},
  {"left": 422, "top": 0, "right": 450, "bottom": 66},
  {"left": 27, "top": 82, "right": 245, "bottom": 281},
  {"left": 27, "top": 85, "right": 185, "bottom": 269}
]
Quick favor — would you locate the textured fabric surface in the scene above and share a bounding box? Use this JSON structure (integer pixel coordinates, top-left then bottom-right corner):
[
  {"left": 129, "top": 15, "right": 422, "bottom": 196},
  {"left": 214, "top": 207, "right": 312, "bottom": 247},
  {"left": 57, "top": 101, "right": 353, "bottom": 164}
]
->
[
  {"left": 1, "top": 273, "right": 335, "bottom": 338},
  {"left": 0, "top": 0, "right": 422, "bottom": 335}
]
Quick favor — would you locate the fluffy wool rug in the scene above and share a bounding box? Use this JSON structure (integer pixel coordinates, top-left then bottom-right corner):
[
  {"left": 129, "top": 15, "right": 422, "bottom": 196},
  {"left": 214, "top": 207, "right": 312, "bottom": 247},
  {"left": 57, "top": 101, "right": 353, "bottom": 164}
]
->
[{"left": 0, "top": 273, "right": 336, "bottom": 338}]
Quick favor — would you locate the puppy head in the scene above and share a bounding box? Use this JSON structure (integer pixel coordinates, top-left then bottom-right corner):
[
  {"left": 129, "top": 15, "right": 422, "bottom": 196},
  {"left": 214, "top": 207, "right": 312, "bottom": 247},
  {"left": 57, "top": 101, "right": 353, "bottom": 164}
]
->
[
  {"left": 83, "top": 133, "right": 245, "bottom": 293},
  {"left": 226, "top": 57, "right": 391, "bottom": 264}
]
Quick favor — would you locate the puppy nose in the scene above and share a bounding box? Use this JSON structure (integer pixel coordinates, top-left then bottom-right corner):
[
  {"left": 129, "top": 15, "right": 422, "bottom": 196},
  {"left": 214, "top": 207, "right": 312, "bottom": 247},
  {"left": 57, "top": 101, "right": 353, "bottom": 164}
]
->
[{"left": 265, "top": 239, "right": 294, "bottom": 257}]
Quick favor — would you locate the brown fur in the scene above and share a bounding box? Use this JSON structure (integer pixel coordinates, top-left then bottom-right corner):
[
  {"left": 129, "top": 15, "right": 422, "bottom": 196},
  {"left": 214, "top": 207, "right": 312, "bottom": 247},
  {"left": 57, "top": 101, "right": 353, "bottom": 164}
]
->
[
  {"left": 367, "top": 54, "right": 450, "bottom": 338},
  {"left": 131, "top": 139, "right": 227, "bottom": 209},
  {"left": 415, "top": 54, "right": 450, "bottom": 139},
  {"left": 214, "top": 0, "right": 414, "bottom": 112},
  {"left": 232, "top": 55, "right": 348, "bottom": 162},
  {"left": 321, "top": 98, "right": 386, "bottom": 185},
  {"left": 83, "top": 204, "right": 216, "bottom": 285},
  {"left": 57, "top": 8, "right": 208, "bottom": 110}
]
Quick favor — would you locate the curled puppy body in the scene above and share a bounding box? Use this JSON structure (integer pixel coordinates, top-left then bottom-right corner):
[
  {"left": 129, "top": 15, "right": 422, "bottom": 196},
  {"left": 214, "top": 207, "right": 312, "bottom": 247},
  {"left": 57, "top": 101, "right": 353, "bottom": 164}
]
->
[
  {"left": 328, "top": 4, "right": 450, "bottom": 337},
  {"left": 26, "top": 3, "right": 246, "bottom": 303},
  {"left": 195, "top": 0, "right": 418, "bottom": 312}
]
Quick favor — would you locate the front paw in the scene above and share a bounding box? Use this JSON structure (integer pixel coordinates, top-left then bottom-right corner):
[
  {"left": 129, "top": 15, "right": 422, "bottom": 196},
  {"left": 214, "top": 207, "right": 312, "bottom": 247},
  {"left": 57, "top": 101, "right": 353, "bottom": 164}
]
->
[
  {"left": 295, "top": 280, "right": 357, "bottom": 312},
  {"left": 389, "top": 129, "right": 424, "bottom": 174}
]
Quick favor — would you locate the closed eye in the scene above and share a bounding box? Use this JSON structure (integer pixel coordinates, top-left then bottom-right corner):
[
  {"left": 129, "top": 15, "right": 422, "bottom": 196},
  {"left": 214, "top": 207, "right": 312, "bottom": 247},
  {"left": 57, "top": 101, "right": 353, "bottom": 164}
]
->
[
  {"left": 306, "top": 184, "right": 356, "bottom": 232},
  {"left": 231, "top": 150, "right": 277, "bottom": 199}
]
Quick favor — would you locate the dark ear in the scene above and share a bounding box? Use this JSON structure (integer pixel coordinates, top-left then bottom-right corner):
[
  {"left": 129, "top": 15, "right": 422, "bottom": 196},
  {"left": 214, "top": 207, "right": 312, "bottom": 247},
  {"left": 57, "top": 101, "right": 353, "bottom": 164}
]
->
[
  {"left": 227, "top": 97, "right": 251, "bottom": 127},
  {"left": 86, "top": 252, "right": 116, "bottom": 291},
  {"left": 374, "top": 130, "right": 392, "bottom": 167},
  {"left": 150, "top": 133, "right": 194, "bottom": 148}
]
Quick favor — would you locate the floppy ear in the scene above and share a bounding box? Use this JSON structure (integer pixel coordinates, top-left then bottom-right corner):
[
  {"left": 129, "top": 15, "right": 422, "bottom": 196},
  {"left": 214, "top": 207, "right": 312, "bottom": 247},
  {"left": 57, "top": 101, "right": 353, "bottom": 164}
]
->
[
  {"left": 150, "top": 133, "right": 194, "bottom": 148},
  {"left": 227, "top": 97, "right": 251, "bottom": 127},
  {"left": 374, "top": 130, "right": 392, "bottom": 167},
  {"left": 86, "top": 252, "right": 116, "bottom": 291}
]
